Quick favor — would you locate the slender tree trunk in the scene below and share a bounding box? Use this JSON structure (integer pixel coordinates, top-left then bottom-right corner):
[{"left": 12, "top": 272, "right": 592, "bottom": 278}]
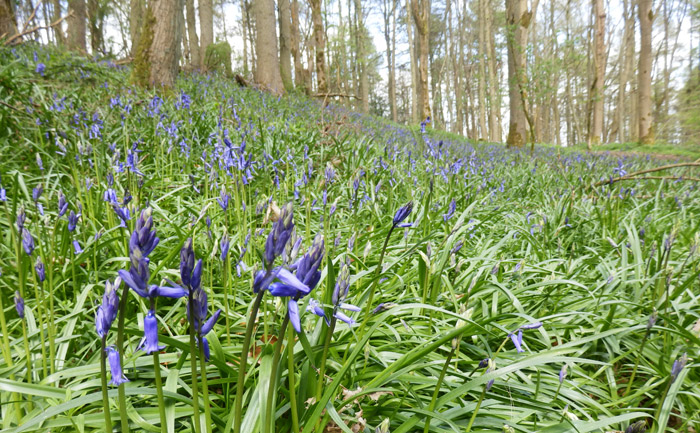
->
[
  {"left": 241, "top": 0, "right": 249, "bottom": 75},
  {"left": 453, "top": 0, "right": 464, "bottom": 134},
  {"left": 486, "top": 0, "right": 500, "bottom": 141},
  {"left": 67, "top": 0, "right": 87, "bottom": 51},
  {"left": 589, "top": 0, "right": 606, "bottom": 146},
  {"left": 0, "top": 0, "right": 17, "bottom": 39},
  {"left": 407, "top": 0, "right": 418, "bottom": 122},
  {"left": 354, "top": 0, "right": 369, "bottom": 112},
  {"left": 52, "top": 0, "right": 64, "bottom": 44},
  {"left": 146, "top": 0, "right": 181, "bottom": 88},
  {"left": 390, "top": 0, "right": 397, "bottom": 121},
  {"left": 505, "top": 0, "right": 536, "bottom": 148},
  {"left": 412, "top": 0, "right": 431, "bottom": 123},
  {"left": 130, "top": 0, "right": 144, "bottom": 55},
  {"left": 637, "top": 0, "right": 653, "bottom": 144},
  {"left": 199, "top": 0, "right": 214, "bottom": 69},
  {"left": 279, "top": 0, "right": 294, "bottom": 91},
  {"left": 309, "top": 0, "right": 328, "bottom": 94},
  {"left": 383, "top": 0, "right": 397, "bottom": 121},
  {"left": 185, "top": 0, "right": 200, "bottom": 68},
  {"left": 290, "top": 0, "right": 304, "bottom": 89},
  {"left": 88, "top": 0, "right": 104, "bottom": 54},
  {"left": 254, "top": 0, "right": 284, "bottom": 93},
  {"left": 477, "top": 0, "right": 488, "bottom": 139}
]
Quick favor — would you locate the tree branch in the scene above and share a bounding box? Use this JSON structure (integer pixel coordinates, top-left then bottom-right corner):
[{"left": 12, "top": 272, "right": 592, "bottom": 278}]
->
[
  {"left": 591, "top": 162, "right": 700, "bottom": 187},
  {"left": 4, "top": 12, "right": 73, "bottom": 46}
]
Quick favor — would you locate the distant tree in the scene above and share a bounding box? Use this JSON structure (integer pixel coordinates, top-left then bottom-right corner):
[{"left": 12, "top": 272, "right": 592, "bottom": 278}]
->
[
  {"left": 588, "top": 0, "right": 606, "bottom": 146},
  {"left": 279, "top": 0, "right": 294, "bottom": 91},
  {"left": 130, "top": 0, "right": 145, "bottom": 55},
  {"left": 0, "top": 0, "right": 18, "bottom": 39},
  {"left": 309, "top": 0, "right": 327, "bottom": 94},
  {"left": 132, "top": 0, "right": 181, "bottom": 87},
  {"left": 185, "top": 0, "right": 201, "bottom": 67},
  {"left": 254, "top": 0, "right": 284, "bottom": 93},
  {"left": 67, "top": 0, "right": 87, "bottom": 51},
  {"left": 637, "top": 0, "right": 654, "bottom": 144},
  {"left": 505, "top": 0, "right": 537, "bottom": 148},
  {"left": 411, "top": 0, "right": 431, "bottom": 123},
  {"left": 199, "top": 0, "right": 214, "bottom": 69}
]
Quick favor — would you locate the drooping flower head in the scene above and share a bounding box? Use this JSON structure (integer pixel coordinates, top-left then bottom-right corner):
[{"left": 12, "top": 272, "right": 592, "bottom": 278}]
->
[
  {"left": 57, "top": 191, "right": 69, "bottom": 217},
  {"left": 220, "top": 232, "right": 230, "bottom": 261},
  {"left": 119, "top": 257, "right": 186, "bottom": 299},
  {"left": 393, "top": 201, "right": 413, "bottom": 227},
  {"left": 625, "top": 421, "right": 647, "bottom": 433},
  {"left": 670, "top": 352, "right": 688, "bottom": 384},
  {"left": 35, "top": 257, "right": 45, "bottom": 283},
  {"left": 180, "top": 238, "right": 196, "bottom": 287},
  {"left": 137, "top": 309, "right": 166, "bottom": 354},
  {"left": 508, "top": 322, "right": 542, "bottom": 353},
  {"left": 129, "top": 208, "right": 159, "bottom": 258},
  {"left": 16, "top": 207, "right": 26, "bottom": 232},
  {"left": 188, "top": 285, "right": 221, "bottom": 361},
  {"left": 22, "top": 228, "right": 35, "bottom": 256},
  {"left": 107, "top": 346, "right": 129, "bottom": 386},
  {"left": 96, "top": 277, "right": 121, "bottom": 338},
  {"left": 67, "top": 210, "right": 80, "bottom": 232},
  {"left": 14, "top": 291, "right": 24, "bottom": 319},
  {"left": 263, "top": 202, "right": 294, "bottom": 268}
]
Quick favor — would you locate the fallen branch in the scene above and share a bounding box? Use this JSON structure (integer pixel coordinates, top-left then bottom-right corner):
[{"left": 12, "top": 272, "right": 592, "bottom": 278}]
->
[
  {"left": 315, "top": 93, "right": 361, "bottom": 100},
  {"left": 19, "top": 2, "right": 42, "bottom": 36},
  {"left": 615, "top": 175, "right": 700, "bottom": 183},
  {"left": 4, "top": 12, "right": 72, "bottom": 46},
  {"left": 592, "top": 162, "right": 700, "bottom": 187}
]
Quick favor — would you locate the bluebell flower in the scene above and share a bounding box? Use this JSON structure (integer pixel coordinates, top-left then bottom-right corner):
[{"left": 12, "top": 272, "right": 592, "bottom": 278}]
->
[
  {"left": 188, "top": 285, "right": 221, "bottom": 361},
  {"left": 73, "top": 240, "right": 82, "bottom": 254},
  {"left": 180, "top": 238, "right": 196, "bottom": 287},
  {"left": 119, "top": 257, "right": 187, "bottom": 299},
  {"left": 14, "top": 291, "right": 24, "bottom": 319},
  {"left": 22, "top": 228, "right": 35, "bottom": 255},
  {"left": 32, "top": 184, "right": 43, "bottom": 203},
  {"left": 17, "top": 207, "right": 26, "bottom": 232},
  {"left": 129, "top": 208, "right": 159, "bottom": 258},
  {"left": 96, "top": 277, "right": 120, "bottom": 338},
  {"left": 443, "top": 199, "right": 456, "bottom": 221},
  {"left": 107, "top": 346, "right": 129, "bottom": 386},
  {"left": 35, "top": 63, "right": 45, "bottom": 76},
  {"left": 220, "top": 233, "right": 230, "bottom": 261},
  {"left": 670, "top": 353, "right": 688, "bottom": 384},
  {"left": 67, "top": 210, "right": 80, "bottom": 231},
  {"left": 625, "top": 421, "right": 647, "bottom": 433},
  {"left": 35, "top": 257, "right": 45, "bottom": 283},
  {"left": 393, "top": 201, "right": 413, "bottom": 227},
  {"left": 263, "top": 202, "right": 294, "bottom": 268},
  {"left": 0, "top": 187, "right": 6, "bottom": 201},
  {"left": 217, "top": 188, "right": 230, "bottom": 211},
  {"left": 509, "top": 322, "right": 542, "bottom": 353},
  {"left": 57, "top": 192, "right": 68, "bottom": 217},
  {"left": 559, "top": 364, "right": 568, "bottom": 383},
  {"left": 137, "top": 310, "right": 166, "bottom": 354}
]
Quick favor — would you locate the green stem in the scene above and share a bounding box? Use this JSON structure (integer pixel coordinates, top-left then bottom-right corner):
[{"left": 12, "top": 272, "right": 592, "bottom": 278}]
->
[
  {"left": 287, "top": 321, "right": 299, "bottom": 433},
  {"left": 198, "top": 333, "right": 213, "bottom": 433},
  {"left": 233, "top": 290, "right": 265, "bottom": 433},
  {"left": 465, "top": 388, "right": 487, "bottom": 433},
  {"left": 265, "top": 314, "right": 289, "bottom": 433},
  {"left": 100, "top": 337, "right": 113, "bottom": 430},
  {"left": 187, "top": 294, "right": 202, "bottom": 433},
  {"left": 356, "top": 226, "right": 395, "bottom": 338},
  {"left": 423, "top": 345, "right": 456, "bottom": 433},
  {"left": 152, "top": 322, "right": 167, "bottom": 433},
  {"left": 624, "top": 329, "right": 651, "bottom": 397},
  {"left": 314, "top": 317, "right": 336, "bottom": 432},
  {"left": 115, "top": 284, "right": 131, "bottom": 433}
]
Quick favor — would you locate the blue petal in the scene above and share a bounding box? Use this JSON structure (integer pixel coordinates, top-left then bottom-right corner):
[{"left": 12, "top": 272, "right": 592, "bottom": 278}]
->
[
  {"left": 277, "top": 268, "right": 310, "bottom": 295},
  {"left": 202, "top": 337, "right": 210, "bottom": 361},
  {"left": 268, "top": 282, "right": 299, "bottom": 297},
  {"left": 334, "top": 310, "right": 356, "bottom": 325},
  {"left": 118, "top": 269, "right": 148, "bottom": 298},
  {"left": 288, "top": 299, "right": 301, "bottom": 333},
  {"left": 155, "top": 285, "right": 188, "bottom": 298},
  {"left": 510, "top": 333, "right": 523, "bottom": 353},
  {"left": 201, "top": 309, "right": 221, "bottom": 335},
  {"left": 339, "top": 302, "right": 361, "bottom": 312}
]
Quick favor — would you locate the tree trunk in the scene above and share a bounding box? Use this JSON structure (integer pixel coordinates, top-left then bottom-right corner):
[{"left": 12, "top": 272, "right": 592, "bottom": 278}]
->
[
  {"left": 150, "top": 0, "right": 180, "bottom": 87},
  {"left": 67, "top": 0, "right": 87, "bottom": 51},
  {"left": 130, "top": 0, "right": 144, "bottom": 56},
  {"left": 309, "top": 0, "right": 327, "bottom": 94},
  {"left": 589, "top": 0, "right": 606, "bottom": 146},
  {"left": 279, "top": 0, "right": 294, "bottom": 91},
  {"left": 354, "top": 0, "right": 369, "bottom": 112},
  {"left": 0, "top": 0, "right": 17, "bottom": 39},
  {"left": 407, "top": 0, "right": 418, "bottom": 122},
  {"left": 638, "top": 0, "right": 653, "bottom": 144},
  {"left": 382, "top": 0, "right": 397, "bottom": 121},
  {"left": 477, "top": 0, "right": 488, "bottom": 139},
  {"left": 290, "top": 0, "right": 304, "bottom": 89},
  {"left": 505, "top": 0, "right": 536, "bottom": 148},
  {"left": 412, "top": 0, "right": 431, "bottom": 124},
  {"left": 199, "top": 0, "right": 214, "bottom": 69},
  {"left": 453, "top": 0, "right": 464, "bottom": 134},
  {"left": 52, "top": 0, "right": 65, "bottom": 44},
  {"left": 87, "top": 0, "right": 104, "bottom": 54},
  {"left": 254, "top": 0, "right": 284, "bottom": 93},
  {"left": 486, "top": 0, "right": 500, "bottom": 142},
  {"left": 185, "top": 0, "right": 200, "bottom": 68}
]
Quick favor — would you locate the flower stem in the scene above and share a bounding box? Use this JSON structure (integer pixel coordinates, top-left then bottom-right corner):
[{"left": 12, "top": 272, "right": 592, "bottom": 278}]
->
[
  {"left": 465, "top": 388, "right": 487, "bottom": 432},
  {"left": 357, "top": 226, "right": 395, "bottom": 337},
  {"left": 265, "top": 314, "right": 289, "bottom": 433},
  {"left": 233, "top": 290, "right": 265, "bottom": 433},
  {"left": 115, "top": 284, "right": 131, "bottom": 433},
  {"left": 187, "top": 293, "right": 202, "bottom": 433},
  {"left": 151, "top": 298, "right": 167, "bottom": 433},
  {"left": 198, "top": 334, "right": 213, "bottom": 433},
  {"left": 287, "top": 321, "right": 299, "bottom": 433},
  {"left": 100, "top": 337, "right": 113, "bottom": 430},
  {"left": 423, "top": 345, "right": 455, "bottom": 433},
  {"left": 624, "top": 328, "right": 651, "bottom": 397},
  {"left": 20, "top": 315, "right": 33, "bottom": 412}
]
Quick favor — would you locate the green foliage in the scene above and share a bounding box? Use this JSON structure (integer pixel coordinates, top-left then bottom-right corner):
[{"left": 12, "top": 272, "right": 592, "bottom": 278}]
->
[
  {"left": 0, "top": 44, "right": 699, "bottom": 433},
  {"left": 204, "top": 42, "right": 233, "bottom": 77}
]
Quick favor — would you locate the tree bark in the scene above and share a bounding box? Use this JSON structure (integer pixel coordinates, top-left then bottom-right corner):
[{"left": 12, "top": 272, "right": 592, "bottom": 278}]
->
[
  {"left": 87, "top": 0, "right": 104, "bottom": 54},
  {"left": 185, "top": 0, "right": 200, "bottom": 68},
  {"left": 130, "top": 0, "right": 144, "bottom": 56},
  {"left": 637, "top": 0, "right": 653, "bottom": 144},
  {"left": 150, "top": 0, "right": 180, "bottom": 87},
  {"left": 354, "top": 0, "right": 369, "bottom": 112},
  {"left": 0, "top": 0, "right": 17, "bottom": 39},
  {"left": 52, "top": 0, "right": 64, "bottom": 44},
  {"left": 279, "top": 0, "right": 294, "bottom": 91},
  {"left": 382, "top": 0, "right": 397, "bottom": 121},
  {"left": 589, "top": 0, "right": 606, "bottom": 146},
  {"left": 407, "top": 0, "right": 418, "bottom": 122},
  {"left": 254, "top": 0, "right": 284, "bottom": 93},
  {"left": 309, "top": 0, "right": 327, "bottom": 94},
  {"left": 290, "top": 0, "right": 304, "bottom": 88},
  {"left": 199, "top": 0, "right": 214, "bottom": 69},
  {"left": 486, "top": 0, "right": 500, "bottom": 141},
  {"left": 67, "top": 0, "right": 87, "bottom": 51},
  {"left": 505, "top": 0, "right": 537, "bottom": 148},
  {"left": 411, "top": 0, "right": 431, "bottom": 124},
  {"left": 477, "top": 0, "right": 488, "bottom": 139}
]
